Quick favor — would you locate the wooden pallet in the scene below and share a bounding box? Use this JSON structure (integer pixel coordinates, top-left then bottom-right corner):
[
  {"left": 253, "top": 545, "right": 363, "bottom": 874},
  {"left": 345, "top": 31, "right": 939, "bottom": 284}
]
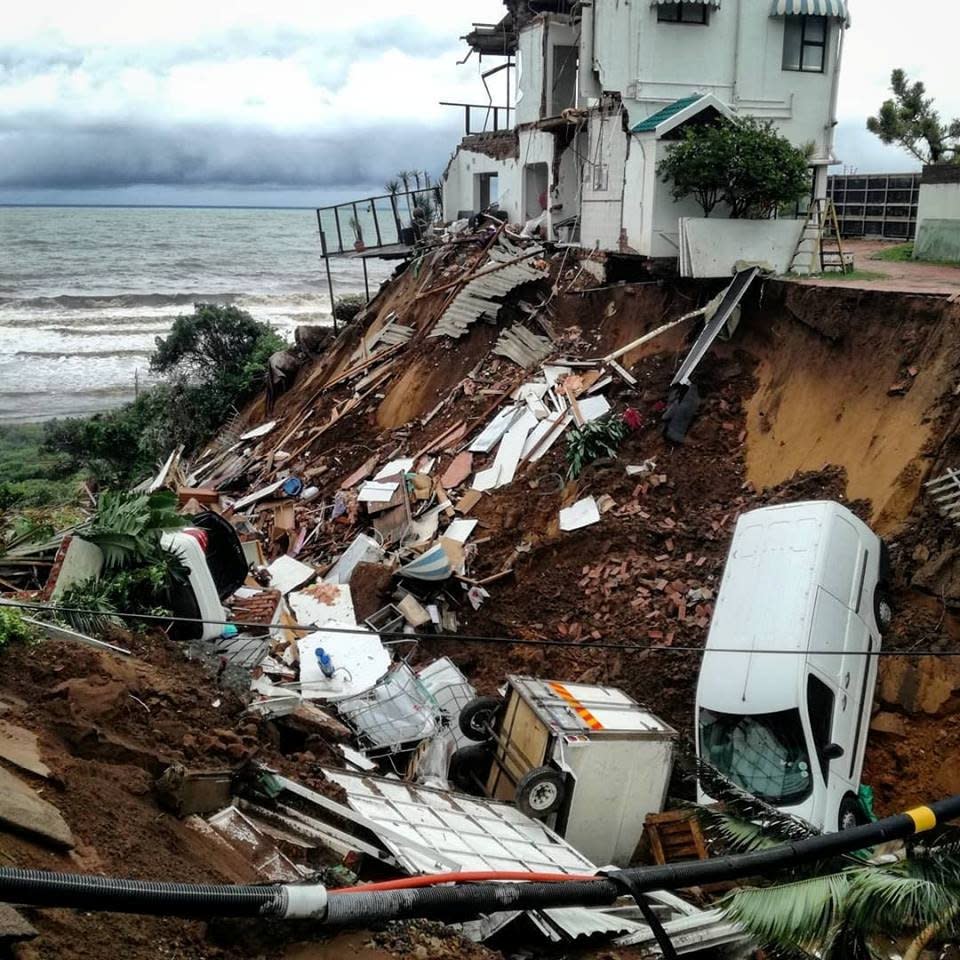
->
[{"left": 643, "top": 809, "right": 709, "bottom": 865}]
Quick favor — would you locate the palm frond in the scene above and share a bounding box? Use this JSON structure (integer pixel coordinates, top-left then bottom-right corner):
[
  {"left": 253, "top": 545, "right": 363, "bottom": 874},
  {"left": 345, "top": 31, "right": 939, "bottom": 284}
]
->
[
  {"left": 689, "top": 752, "right": 819, "bottom": 842},
  {"left": 702, "top": 809, "right": 787, "bottom": 853},
  {"left": 723, "top": 872, "right": 854, "bottom": 957},
  {"left": 845, "top": 865, "right": 960, "bottom": 936}
]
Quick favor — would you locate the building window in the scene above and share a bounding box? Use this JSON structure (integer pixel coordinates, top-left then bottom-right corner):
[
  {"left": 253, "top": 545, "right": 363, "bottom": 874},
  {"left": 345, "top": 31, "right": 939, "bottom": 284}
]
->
[
  {"left": 657, "top": 2, "right": 709, "bottom": 24},
  {"left": 782, "top": 15, "right": 828, "bottom": 72}
]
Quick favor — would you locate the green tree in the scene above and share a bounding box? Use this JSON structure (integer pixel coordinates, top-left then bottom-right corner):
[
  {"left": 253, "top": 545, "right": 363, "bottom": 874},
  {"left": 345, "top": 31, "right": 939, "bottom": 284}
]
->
[
  {"left": 867, "top": 69, "right": 960, "bottom": 165},
  {"left": 658, "top": 118, "right": 811, "bottom": 218},
  {"left": 45, "top": 304, "right": 283, "bottom": 487}
]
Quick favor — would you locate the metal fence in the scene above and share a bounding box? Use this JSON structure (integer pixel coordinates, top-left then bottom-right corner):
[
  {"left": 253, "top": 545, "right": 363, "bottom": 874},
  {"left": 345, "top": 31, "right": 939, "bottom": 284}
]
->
[{"left": 826, "top": 172, "right": 921, "bottom": 240}]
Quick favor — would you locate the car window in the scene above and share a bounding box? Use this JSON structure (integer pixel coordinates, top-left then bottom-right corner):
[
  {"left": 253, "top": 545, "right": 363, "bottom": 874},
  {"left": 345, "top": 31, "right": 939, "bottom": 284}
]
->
[
  {"left": 699, "top": 708, "right": 812, "bottom": 805},
  {"left": 806, "top": 674, "right": 835, "bottom": 781}
]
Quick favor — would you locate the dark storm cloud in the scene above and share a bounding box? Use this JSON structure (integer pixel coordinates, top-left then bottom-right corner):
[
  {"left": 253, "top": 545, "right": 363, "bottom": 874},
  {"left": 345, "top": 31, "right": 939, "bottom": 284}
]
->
[{"left": 0, "top": 119, "right": 462, "bottom": 190}]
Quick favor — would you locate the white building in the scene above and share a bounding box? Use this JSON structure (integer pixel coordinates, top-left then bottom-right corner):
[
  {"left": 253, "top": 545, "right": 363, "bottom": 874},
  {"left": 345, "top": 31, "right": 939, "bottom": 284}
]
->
[{"left": 442, "top": 0, "right": 849, "bottom": 259}]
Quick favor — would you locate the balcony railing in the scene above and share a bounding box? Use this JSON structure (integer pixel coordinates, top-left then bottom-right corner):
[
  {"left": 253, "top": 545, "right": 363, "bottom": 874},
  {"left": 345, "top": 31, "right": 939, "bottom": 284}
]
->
[
  {"left": 315, "top": 186, "right": 443, "bottom": 259},
  {"left": 440, "top": 101, "right": 516, "bottom": 136}
]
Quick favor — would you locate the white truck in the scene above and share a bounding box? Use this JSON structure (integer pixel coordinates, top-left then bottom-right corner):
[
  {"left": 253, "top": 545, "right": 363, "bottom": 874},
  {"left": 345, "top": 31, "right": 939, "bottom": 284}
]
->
[{"left": 696, "top": 501, "right": 891, "bottom": 833}]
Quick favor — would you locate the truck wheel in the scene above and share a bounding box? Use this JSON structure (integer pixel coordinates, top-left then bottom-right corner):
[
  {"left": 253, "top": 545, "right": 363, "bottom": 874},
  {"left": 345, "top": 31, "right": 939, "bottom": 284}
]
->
[
  {"left": 839, "top": 792, "right": 867, "bottom": 831},
  {"left": 515, "top": 766, "right": 566, "bottom": 819},
  {"left": 458, "top": 696, "right": 504, "bottom": 742},
  {"left": 449, "top": 745, "right": 491, "bottom": 795},
  {"left": 874, "top": 587, "right": 893, "bottom": 634}
]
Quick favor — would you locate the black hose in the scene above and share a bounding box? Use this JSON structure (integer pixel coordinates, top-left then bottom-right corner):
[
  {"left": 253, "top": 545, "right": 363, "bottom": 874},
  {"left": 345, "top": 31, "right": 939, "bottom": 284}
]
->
[
  {"left": 0, "top": 868, "right": 286, "bottom": 919},
  {"left": 1, "top": 796, "right": 958, "bottom": 923}
]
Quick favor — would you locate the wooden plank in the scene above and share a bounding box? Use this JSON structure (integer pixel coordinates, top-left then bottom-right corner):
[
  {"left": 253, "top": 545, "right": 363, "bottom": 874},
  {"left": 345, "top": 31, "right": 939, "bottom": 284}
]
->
[{"left": 488, "top": 692, "right": 550, "bottom": 803}]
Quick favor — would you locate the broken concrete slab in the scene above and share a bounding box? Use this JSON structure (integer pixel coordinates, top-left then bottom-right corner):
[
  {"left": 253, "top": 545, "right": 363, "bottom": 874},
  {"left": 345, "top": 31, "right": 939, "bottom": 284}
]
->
[
  {"left": 870, "top": 712, "right": 908, "bottom": 737},
  {"left": 0, "top": 719, "right": 51, "bottom": 779},
  {"left": 0, "top": 764, "right": 73, "bottom": 849},
  {"left": 455, "top": 490, "right": 484, "bottom": 515},
  {"left": 266, "top": 555, "right": 316, "bottom": 595}
]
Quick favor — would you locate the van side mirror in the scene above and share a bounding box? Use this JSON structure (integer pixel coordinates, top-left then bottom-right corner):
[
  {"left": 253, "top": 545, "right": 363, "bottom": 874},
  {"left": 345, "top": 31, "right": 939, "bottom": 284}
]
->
[{"left": 822, "top": 743, "right": 845, "bottom": 761}]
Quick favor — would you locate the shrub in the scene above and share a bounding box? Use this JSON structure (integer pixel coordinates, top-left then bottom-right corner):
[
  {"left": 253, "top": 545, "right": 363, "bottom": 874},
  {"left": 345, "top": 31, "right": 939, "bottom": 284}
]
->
[
  {"left": 658, "top": 118, "right": 811, "bottom": 219},
  {"left": 566, "top": 416, "right": 628, "bottom": 479},
  {"left": 0, "top": 608, "right": 36, "bottom": 648}
]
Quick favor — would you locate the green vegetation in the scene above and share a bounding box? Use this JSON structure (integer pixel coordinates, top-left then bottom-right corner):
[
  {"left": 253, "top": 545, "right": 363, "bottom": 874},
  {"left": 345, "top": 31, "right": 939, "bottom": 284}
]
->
[
  {"left": 872, "top": 242, "right": 916, "bottom": 262},
  {"left": 44, "top": 304, "right": 283, "bottom": 488},
  {"left": 566, "top": 417, "right": 628, "bottom": 479},
  {"left": 0, "top": 607, "right": 37, "bottom": 648},
  {"left": 0, "top": 424, "right": 82, "bottom": 509},
  {"left": 658, "top": 117, "right": 811, "bottom": 218},
  {"left": 871, "top": 242, "right": 960, "bottom": 268},
  {"left": 57, "top": 490, "right": 189, "bottom": 634},
  {"left": 867, "top": 69, "right": 960, "bottom": 165}
]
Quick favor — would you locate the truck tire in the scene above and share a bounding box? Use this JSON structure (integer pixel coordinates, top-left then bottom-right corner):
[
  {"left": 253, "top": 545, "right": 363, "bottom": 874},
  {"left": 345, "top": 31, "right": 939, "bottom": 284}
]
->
[
  {"left": 839, "top": 792, "right": 867, "bottom": 831},
  {"left": 458, "top": 696, "right": 504, "bottom": 742},
  {"left": 515, "top": 766, "right": 566, "bottom": 819},
  {"left": 449, "top": 745, "right": 491, "bottom": 795}
]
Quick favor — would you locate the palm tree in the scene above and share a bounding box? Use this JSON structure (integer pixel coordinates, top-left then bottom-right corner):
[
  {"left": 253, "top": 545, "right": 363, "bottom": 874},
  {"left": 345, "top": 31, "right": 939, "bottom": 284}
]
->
[
  {"left": 384, "top": 179, "right": 401, "bottom": 196},
  {"left": 695, "top": 762, "right": 960, "bottom": 960},
  {"left": 398, "top": 170, "right": 414, "bottom": 221}
]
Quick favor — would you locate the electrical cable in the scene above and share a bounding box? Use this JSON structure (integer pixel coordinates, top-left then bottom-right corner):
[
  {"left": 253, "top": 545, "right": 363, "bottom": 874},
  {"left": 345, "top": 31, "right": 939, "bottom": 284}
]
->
[{"left": 3, "top": 598, "right": 954, "bottom": 657}]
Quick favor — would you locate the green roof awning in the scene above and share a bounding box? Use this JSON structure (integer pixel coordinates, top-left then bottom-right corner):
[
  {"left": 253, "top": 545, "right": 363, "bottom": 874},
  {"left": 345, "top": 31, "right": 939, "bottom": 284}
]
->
[
  {"left": 770, "top": 0, "right": 849, "bottom": 20},
  {"left": 631, "top": 95, "right": 704, "bottom": 133}
]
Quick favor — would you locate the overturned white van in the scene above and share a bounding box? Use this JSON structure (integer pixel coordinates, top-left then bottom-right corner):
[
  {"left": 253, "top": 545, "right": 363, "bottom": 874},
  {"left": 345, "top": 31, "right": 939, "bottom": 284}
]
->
[{"left": 695, "top": 501, "right": 891, "bottom": 833}]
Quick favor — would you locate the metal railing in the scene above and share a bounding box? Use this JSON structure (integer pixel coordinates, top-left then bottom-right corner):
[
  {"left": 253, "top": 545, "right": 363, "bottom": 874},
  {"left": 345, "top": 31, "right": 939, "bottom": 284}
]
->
[
  {"left": 315, "top": 186, "right": 443, "bottom": 259},
  {"left": 440, "top": 101, "right": 515, "bottom": 136}
]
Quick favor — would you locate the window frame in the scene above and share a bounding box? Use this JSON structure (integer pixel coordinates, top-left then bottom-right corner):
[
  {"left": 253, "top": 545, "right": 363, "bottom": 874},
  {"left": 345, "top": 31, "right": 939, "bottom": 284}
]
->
[
  {"left": 657, "top": 2, "right": 710, "bottom": 25},
  {"left": 782, "top": 15, "right": 829, "bottom": 73}
]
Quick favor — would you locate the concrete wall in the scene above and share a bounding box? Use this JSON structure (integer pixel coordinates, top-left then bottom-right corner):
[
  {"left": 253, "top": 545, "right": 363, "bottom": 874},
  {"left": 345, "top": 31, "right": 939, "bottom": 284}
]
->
[
  {"left": 917, "top": 180, "right": 960, "bottom": 232},
  {"left": 678, "top": 217, "right": 805, "bottom": 277},
  {"left": 579, "top": 110, "right": 629, "bottom": 251},
  {"left": 442, "top": 146, "right": 522, "bottom": 223}
]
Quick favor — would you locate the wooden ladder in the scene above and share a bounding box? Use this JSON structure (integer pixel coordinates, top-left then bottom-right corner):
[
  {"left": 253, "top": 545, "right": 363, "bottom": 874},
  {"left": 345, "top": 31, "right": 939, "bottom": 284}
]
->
[{"left": 789, "top": 198, "right": 848, "bottom": 275}]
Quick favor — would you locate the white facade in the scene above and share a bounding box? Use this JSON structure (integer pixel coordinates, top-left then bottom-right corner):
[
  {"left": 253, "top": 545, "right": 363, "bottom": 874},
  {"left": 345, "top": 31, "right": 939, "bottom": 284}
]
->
[{"left": 443, "top": 0, "right": 848, "bottom": 257}]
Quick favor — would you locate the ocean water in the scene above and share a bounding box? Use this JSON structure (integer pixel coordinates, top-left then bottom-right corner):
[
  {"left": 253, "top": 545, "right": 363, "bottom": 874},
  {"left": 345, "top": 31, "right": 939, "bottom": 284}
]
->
[{"left": 0, "top": 206, "right": 394, "bottom": 423}]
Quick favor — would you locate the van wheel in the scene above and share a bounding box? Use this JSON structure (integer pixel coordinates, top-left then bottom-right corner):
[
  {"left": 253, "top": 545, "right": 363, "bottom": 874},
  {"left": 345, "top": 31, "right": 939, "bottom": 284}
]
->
[
  {"left": 874, "top": 587, "right": 893, "bottom": 634},
  {"left": 516, "top": 766, "right": 566, "bottom": 819},
  {"left": 839, "top": 793, "right": 867, "bottom": 831},
  {"left": 458, "top": 696, "right": 504, "bottom": 742}
]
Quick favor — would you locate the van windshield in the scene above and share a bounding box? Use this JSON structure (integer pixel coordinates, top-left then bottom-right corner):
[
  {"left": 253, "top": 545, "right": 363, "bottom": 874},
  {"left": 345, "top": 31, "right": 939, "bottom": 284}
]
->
[{"left": 699, "top": 707, "right": 812, "bottom": 805}]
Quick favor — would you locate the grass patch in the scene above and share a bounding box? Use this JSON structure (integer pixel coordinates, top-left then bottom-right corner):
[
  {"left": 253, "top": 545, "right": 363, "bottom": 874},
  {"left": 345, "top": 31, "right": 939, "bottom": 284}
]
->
[
  {"left": 0, "top": 423, "right": 83, "bottom": 509},
  {"left": 871, "top": 243, "right": 915, "bottom": 262},
  {"left": 802, "top": 270, "right": 887, "bottom": 282},
  {"left": 871, "top": 242, "right": 960, "bottom": 268}
]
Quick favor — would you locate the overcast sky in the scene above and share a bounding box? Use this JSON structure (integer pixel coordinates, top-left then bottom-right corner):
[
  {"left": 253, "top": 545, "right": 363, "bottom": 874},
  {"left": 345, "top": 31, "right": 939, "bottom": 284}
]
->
[{"left": 0, "top": 0, "right": 956, "bottom": 206}]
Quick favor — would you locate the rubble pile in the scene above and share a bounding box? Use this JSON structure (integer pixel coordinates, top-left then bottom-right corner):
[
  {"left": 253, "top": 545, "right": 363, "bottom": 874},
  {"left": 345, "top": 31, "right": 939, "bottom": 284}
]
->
[{"left": 4, "top": 221, "right": 960, "bottom": 958}]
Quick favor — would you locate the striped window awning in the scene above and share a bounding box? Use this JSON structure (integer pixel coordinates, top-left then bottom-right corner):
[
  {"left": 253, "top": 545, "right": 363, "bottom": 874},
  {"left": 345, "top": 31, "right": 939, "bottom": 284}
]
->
[
  {"left": 652, "top": 0, "right": 722, "bottom": 6},
  {"left": 770, "top": 0, "right": 849, "bottom": 19}
]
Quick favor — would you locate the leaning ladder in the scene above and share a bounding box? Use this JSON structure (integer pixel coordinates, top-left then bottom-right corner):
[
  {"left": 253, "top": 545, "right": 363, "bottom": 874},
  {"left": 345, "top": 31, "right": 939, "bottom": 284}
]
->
[{"left": 789, "top": 198, "right": 848, "bottom": 275}]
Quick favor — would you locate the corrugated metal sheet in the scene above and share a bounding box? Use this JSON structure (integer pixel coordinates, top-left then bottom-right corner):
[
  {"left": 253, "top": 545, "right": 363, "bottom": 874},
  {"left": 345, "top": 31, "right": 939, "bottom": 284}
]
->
[
  {"left": 632, "top": 95, "right": 703, "bottom": 134},
  {"left": 770, "top": 0, "right": 848, "bottom": 19},
  {"left": 322, "top": 767, "right": 597, "bottom": 876},
  {"left": 493, "top": 325, "right": 553, "bottom": 369},
  {"left": 430, "top": 248, "right": 547, "bottom": 340}
]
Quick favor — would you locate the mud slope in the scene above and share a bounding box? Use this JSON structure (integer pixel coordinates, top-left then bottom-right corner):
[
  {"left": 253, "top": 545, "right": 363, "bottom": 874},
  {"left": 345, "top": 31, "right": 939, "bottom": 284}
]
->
[{"left": 740, "top": 283, "right": 960, "bottom": 532}]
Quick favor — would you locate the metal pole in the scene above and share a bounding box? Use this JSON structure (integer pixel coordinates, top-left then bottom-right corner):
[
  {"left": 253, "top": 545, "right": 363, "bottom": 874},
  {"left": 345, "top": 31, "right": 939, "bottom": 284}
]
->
[
  {"left": 317, "top": 212, "right": 338, "bottom": 335},
  {"left": 362, "top": 257, "right": 370, "bottom": 304}
]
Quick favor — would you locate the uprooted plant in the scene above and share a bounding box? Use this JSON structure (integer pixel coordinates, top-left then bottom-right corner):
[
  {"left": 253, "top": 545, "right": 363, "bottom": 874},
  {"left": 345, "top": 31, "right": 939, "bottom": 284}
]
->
[
  {"left": 56, "top": 490, "right": 189, "bottom": 635},
  {"left": 565, "top": 415, "right": 628, "bottom": 479}
]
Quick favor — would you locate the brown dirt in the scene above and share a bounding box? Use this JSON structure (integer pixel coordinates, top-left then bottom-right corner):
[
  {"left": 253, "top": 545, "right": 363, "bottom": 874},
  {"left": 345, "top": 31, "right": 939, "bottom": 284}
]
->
[
  {"left": 742, "top": 283, "right": 960, "bottom": 533},
  {"left": 11, "top": 242, "right": 960, "bottom": 958}
]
